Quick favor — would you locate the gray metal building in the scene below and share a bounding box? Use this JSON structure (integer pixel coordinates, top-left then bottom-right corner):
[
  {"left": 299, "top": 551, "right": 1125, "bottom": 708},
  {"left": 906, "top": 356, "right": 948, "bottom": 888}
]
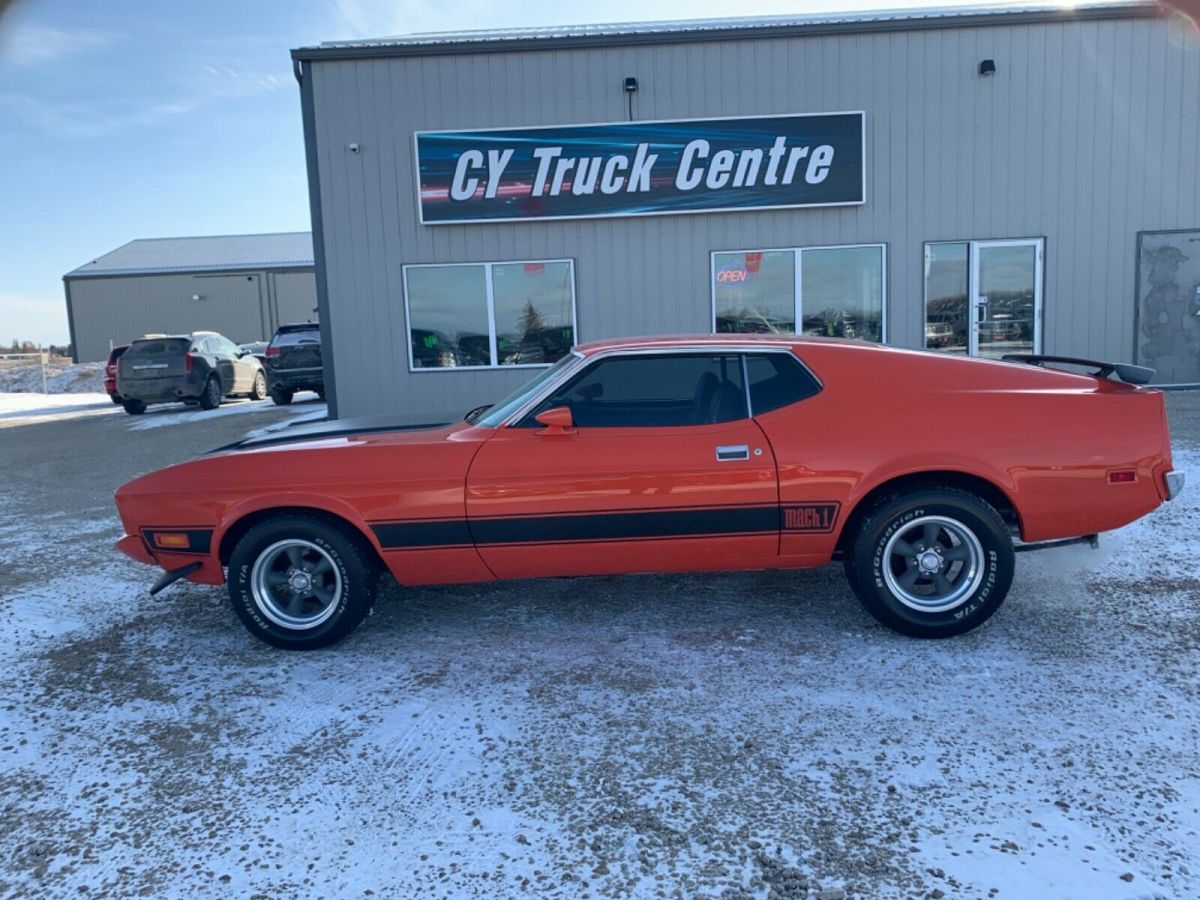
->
[
  {"left": 64, "top": 233, "right": 317, "bottom": 362},
  {"left": 292, "top": 1, "right": 1200, "bottom": 419}
]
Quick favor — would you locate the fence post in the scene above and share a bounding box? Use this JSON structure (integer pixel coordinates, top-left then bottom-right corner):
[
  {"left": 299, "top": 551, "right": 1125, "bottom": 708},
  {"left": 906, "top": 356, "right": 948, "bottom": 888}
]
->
[{"left": 40, "top": 346, "right": 49, "bottom": 394}]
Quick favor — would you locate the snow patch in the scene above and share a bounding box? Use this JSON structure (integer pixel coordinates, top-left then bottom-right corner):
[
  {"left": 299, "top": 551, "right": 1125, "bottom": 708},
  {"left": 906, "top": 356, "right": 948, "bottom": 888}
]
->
[{"left": 0, "top": 362, "right": 105, "bottom": 393}]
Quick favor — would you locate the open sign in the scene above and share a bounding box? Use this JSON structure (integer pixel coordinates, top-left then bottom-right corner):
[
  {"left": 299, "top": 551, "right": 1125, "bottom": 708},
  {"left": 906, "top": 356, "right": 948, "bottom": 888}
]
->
[{"left": 716, "top": 268, "right": 749, "bottom": 284}]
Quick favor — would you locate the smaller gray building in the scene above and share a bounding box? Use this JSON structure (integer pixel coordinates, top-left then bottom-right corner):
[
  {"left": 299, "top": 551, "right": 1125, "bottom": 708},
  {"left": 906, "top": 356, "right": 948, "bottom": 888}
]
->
[{"left": 64, "top": 232, "right": 317, "bottom": 362}]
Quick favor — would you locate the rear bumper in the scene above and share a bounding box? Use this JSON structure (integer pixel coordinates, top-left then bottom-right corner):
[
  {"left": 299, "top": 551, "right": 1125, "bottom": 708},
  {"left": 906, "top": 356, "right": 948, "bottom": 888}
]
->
[
  {"left": 268, "top": 368, "right": 323, "bottom": 391},
  {"left": 1165, "top": 470, "right": 1186, "bottom": 501},
  {"left": 118, "top": 374, "right": 204, "bottom": 403}
]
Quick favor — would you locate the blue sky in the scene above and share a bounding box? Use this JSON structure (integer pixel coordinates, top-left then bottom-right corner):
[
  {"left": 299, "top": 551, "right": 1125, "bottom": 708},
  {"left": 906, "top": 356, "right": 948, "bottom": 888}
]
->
[{"left": 0, "top": 0, "right": 1022, "bottom": 346}]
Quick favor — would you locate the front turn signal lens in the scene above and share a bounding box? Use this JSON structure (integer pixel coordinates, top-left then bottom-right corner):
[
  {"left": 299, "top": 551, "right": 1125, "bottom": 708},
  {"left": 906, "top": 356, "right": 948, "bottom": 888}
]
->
[{"left": 154, "top": 533, "right": 191, "bottom": 549}]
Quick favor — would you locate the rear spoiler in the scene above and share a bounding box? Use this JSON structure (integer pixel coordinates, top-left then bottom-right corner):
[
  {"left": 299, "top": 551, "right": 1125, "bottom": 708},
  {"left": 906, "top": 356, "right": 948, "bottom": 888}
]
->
[{"left": 1001, "top": 354, "right": 1155, "bottom": 385}]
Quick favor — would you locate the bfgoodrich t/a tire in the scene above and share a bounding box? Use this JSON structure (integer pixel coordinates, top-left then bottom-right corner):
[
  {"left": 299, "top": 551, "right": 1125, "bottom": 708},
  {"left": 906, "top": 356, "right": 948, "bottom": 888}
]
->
[
  {"left": 228, "top": 515, "right": 377, "bottom": 650},
  {"left": 845, "top": 487, "right": 1015, "bottom": 637}
]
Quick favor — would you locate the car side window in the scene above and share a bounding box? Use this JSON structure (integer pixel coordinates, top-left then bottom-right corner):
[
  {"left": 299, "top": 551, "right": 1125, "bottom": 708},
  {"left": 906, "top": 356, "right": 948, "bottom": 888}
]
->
[
  {"left": 744, "top": 353, "right": 822, "bottom": 415},
  {"left": 522, "top": 354, "right": 748, "bottom": 428}
]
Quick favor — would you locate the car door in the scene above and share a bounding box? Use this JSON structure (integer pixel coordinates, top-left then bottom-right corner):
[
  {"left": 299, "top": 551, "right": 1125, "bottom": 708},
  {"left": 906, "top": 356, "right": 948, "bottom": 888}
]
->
[
  {"left": 219, "top": 335, "right": 253, "bottom": 392},
  {"left": 204, "top": 337, "right": 238, "bottom": 393},
  {"left": 465, "top": 351, "right": 780, "bottom": 579}
]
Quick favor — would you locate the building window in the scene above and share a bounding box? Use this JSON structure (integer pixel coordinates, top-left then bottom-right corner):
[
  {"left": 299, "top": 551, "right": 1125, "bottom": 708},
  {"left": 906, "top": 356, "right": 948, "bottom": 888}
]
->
[
  {"left": 403, "top": 259, "right": 576, "bottom": 370},
  {"left": 712, "top": 244, "right": 886, "bottom": 342}
]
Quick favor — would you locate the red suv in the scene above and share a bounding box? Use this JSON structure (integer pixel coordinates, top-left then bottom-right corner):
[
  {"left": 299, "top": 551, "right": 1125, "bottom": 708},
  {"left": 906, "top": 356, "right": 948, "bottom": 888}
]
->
[{"left": 104, "top": 345, "right": 129, "bottom": 404}]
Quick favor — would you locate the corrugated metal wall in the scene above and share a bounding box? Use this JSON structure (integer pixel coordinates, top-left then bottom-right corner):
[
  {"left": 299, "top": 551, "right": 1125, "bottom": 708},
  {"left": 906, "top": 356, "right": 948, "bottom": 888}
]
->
[
  {"left": 68, "top": 269, "right": 316, "bottom": 361},
  {"left": 308, "top": 15, "right": 1199, "bottom": 419}
]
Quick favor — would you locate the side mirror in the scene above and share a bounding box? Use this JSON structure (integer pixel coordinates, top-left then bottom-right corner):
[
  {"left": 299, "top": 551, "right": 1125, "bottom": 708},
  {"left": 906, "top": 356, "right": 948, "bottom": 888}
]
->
[{"left": 534, "top": 406, "right": 575, "bottom": 434}]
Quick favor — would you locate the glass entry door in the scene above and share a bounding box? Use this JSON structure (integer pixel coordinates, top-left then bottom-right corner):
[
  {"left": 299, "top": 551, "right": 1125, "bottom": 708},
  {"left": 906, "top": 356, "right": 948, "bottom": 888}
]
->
[
  {"left": 971, "top": 240, "right": 1043, "bottom": 358},
  {"left": 925, "top": 239, "right": 1043, "bottom": 358}
]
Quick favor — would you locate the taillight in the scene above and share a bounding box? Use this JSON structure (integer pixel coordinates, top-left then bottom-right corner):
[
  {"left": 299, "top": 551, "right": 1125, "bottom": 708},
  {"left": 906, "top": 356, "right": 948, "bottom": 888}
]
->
[
  {"left": 184, "top": 353, "right": 194, "bottom": 372},
  {"left": 266, "top": 346, "right": 280, "bottom": 357}
]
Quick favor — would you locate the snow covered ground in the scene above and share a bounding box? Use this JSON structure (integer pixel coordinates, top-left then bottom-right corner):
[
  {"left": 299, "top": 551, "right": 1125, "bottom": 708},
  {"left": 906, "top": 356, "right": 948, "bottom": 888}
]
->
[
  {"left": 0, "top": 393, "right": 1196, "bottom": 898},
  {"left": 0, "top": 390, "right": 323, "bottom": 430},
  {"left": 0, "top": 362, "right": 105, "bottom": 393}
]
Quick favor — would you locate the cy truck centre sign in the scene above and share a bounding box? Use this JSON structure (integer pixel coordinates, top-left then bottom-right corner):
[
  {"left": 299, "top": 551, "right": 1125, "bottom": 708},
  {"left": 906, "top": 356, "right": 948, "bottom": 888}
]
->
[{"left": 415, "top": 112, "right": 865, "bottom": 224}]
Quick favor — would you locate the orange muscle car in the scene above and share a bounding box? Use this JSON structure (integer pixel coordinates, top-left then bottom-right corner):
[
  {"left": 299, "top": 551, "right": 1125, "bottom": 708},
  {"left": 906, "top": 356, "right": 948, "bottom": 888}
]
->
[{"left": 114, "top": 335, "right": 1185, "bottom": 649}]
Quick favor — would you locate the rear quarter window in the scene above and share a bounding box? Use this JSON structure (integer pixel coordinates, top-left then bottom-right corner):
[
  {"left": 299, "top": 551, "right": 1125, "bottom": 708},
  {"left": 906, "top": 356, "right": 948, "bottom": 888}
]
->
[{"left": 745, "top": 353, "right": 821, "bottom": 414}]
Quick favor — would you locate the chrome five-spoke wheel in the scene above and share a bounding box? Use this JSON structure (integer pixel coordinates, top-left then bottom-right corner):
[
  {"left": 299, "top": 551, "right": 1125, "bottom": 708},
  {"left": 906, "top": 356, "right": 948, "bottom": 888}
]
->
[
  {"left": 250, "top": 538, "right": 343, "bottom": 630},
  {"left": 881, "top": 515, "right": 985, "bottom": 614}
]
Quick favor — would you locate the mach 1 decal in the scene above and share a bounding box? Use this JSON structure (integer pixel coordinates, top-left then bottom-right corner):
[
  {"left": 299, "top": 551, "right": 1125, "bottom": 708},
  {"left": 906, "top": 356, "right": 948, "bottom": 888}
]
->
[{"left": 415, "top": 113, "right": 865, "bottom": 223}]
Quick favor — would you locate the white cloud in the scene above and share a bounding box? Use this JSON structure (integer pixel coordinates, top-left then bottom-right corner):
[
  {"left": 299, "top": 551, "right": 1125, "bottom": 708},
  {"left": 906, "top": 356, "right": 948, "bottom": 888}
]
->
[
  {"left": 0, "top": 293, "right": 68, "bottom": 346},
  {"left": 0, "top": 65, "right": 287, "bottom": 139},
  {"left": 328, "top": 0, "right": 494, "bottom": 38},
  {"left": 0, "top": 22, "right": 117, "bottom": 66}
]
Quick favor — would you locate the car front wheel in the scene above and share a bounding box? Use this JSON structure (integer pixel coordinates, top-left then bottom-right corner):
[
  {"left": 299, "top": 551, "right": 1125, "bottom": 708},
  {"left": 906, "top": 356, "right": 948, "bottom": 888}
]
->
[
  {"left": 227, "top": 514, "right": 377, "bottom": 650},
  {"left": 844, "top": 487, "right": 1014, "bottom": 637}
]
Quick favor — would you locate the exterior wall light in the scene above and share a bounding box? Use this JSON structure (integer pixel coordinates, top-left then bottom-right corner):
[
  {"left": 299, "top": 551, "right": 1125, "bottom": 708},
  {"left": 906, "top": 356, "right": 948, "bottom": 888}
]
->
[
  {"left": 979, "top": 59, "right": 997, "bottom": 76},
  {"left": 623, "top": 76, "right": 639, "bottom": 121}
]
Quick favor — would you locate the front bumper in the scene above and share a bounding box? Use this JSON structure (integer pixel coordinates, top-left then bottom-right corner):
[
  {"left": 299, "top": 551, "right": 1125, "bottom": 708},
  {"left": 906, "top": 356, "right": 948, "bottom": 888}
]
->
[
  {"left": 116, "top": 534, "right": 155, "bottom": 565},
  {"left": 1165, "top": 470, "right": 1186, "bottom": 500}
]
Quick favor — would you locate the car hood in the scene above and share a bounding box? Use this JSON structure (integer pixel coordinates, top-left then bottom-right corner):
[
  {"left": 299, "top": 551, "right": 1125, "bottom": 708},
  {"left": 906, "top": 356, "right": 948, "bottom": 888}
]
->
[{"left": 210, "top": 410, "right": 458, "bottom": 453}]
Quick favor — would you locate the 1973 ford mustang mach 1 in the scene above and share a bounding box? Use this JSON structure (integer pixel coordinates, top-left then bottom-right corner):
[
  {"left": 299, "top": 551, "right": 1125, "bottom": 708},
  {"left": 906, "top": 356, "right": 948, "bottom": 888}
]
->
[{"left": 114, "top": 335, "right": 1184, "bottom": 649}]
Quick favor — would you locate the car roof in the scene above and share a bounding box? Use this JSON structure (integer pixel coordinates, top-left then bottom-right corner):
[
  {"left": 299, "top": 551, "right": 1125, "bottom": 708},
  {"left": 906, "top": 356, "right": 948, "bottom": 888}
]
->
[{"left": 572, "top": 333, "right": 872, "bottom": 356}]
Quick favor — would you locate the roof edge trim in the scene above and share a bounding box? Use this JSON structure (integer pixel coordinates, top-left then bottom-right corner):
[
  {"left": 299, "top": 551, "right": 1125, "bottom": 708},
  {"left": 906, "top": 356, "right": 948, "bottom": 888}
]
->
[{"left": 291, "top": 2, "right": 1162, "bottom": 62}]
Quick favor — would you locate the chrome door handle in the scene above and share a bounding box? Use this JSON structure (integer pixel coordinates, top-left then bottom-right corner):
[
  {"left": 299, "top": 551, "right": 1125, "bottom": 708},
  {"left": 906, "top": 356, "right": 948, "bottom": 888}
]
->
[{"left": 715, "top": 444, "right": 750, "bottom": 461}]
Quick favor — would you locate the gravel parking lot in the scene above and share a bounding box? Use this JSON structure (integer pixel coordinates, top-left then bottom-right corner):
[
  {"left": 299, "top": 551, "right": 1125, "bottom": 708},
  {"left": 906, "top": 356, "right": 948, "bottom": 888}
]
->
[{"left": 1, "top": 392, "right": 1197, "bottom": 899}]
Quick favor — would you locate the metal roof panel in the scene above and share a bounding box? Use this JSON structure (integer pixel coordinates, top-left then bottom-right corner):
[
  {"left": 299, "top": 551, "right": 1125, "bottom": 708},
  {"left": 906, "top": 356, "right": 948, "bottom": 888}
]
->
[{"left": 65, "top": 232, "right": 314, "bottom": 278}]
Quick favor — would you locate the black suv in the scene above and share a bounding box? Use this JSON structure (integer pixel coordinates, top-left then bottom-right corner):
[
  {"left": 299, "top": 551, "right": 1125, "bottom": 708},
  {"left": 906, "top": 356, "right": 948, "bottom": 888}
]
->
[
  {"left": 116, "top": 331, "right": 267, "bottom": 415},
  {"left": 265, "top": 322, "right": 324, "bottom": 405}
]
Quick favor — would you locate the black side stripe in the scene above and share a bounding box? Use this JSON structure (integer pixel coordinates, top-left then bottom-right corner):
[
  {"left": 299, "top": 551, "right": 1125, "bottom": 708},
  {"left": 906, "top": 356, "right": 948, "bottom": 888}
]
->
[
  {"left": 473, "top": 505, "right": 779, "bottom": 545},
  {"left": 369, "top": 504, "right": 832, "bottom": 550},
  {"left": 372, "top": 519, "right": 472, "bottom": 549}
]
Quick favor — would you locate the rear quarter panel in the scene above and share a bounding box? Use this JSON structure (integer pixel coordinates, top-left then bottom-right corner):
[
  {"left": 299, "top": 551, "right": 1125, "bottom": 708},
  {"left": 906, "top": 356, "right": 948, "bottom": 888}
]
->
[{"left": 763, "top": 344, "right": 1169, "bottom": 557}]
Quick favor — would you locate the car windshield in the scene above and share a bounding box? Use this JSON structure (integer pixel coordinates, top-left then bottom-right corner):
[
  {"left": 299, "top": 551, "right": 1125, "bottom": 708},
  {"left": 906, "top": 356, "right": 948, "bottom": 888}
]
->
[{"left": 474, "top": 353, "right": 581, "bottom": 427}]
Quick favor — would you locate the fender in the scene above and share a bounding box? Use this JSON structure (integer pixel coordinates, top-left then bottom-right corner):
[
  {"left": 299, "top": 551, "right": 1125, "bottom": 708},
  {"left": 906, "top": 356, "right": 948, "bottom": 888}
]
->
[{"left": 214, "top": 491, "right": 385, "bottom": 563}]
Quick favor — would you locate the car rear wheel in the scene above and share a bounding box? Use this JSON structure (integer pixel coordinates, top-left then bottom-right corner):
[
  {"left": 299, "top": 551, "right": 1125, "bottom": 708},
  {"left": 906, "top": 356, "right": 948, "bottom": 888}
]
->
[
  {"left": 122, "top": 399, "right": 146, "bottom": 415},
  {"left": 844, "top": 487, "right": 1014, "bottom": 637},
  {"left": 249, "top": 371, "right": 267, "bottom": 401},
  {"left": 110, "top": 394, "right": 123, "bottom": 405},
  {"left": 228, "top": 515, "right": 377, "bottom": 650},
  {"left": 271, "top": 388, "right": 294, "bottom": 406},
  {"left": 198, "top": 376, "right": 221, "bottom": 410}
]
